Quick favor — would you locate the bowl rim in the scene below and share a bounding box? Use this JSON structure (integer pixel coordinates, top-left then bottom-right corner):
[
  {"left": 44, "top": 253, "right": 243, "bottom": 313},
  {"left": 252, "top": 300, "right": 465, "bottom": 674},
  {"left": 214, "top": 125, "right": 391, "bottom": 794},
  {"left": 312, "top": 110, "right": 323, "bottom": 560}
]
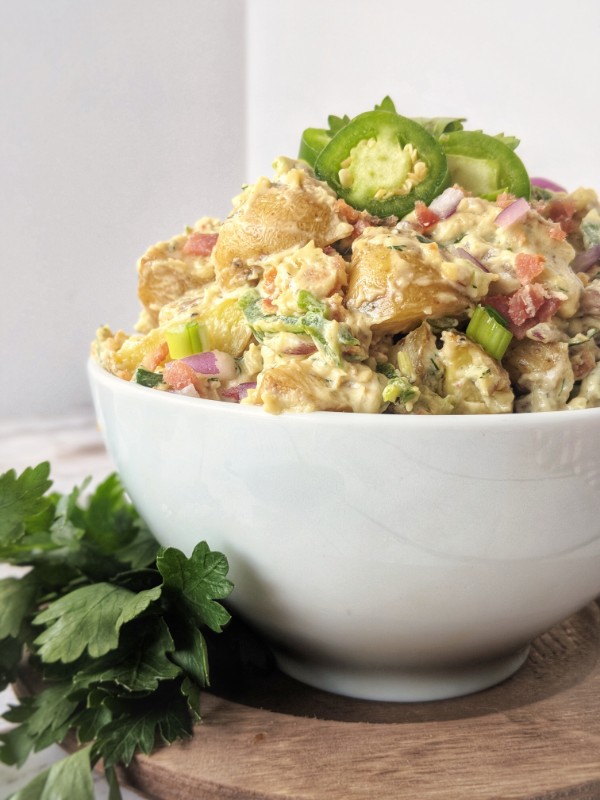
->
[{"left": 87, "top": 357, "right": 600, "bottom": 431}]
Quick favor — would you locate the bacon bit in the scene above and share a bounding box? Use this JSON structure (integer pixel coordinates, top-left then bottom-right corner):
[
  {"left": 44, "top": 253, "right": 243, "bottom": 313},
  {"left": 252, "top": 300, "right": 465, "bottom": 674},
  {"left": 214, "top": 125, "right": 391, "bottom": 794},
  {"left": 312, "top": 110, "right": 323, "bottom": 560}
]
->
[
  {"left": 334, "top": 198, "right": 361, "bottom": 225},
  {"left": 182, "top": 232, "right": 219, "bottom": 257},
  {"left": 282, "top": 341, "right": 318, "bottom": 355},
  {"left": 334, "top": 198, "right": 398, "bottom": 240},
  {"left": 515, "top": 253, "right": 546, "bottom": 284},
  {"left": 581, "top": 283, "right": 600, "bottom": 315},
  {"left": 542, "top": 199, "right": 578, "bottom": 235},
  {"left": 163, "top": 360, "right": 204, "bottom": 394},
  {"left": 496, "top": 192, "right": 516, "bottom": 209},
  {"left": 352, "top": 218, "right": 370, "bottom": 239},
  {"left": 414, "top": 201, "right": 440, "bottom": 231},
  {"left": 262, "top": 265, "right": 278, "bottom": 298},
  {"left": 142, "top": 341, "right": 169, "bottom": 371},
  {"left": 548, "top": 223, "right": 567, "bottom": 241},
  {"left": 570, "top": 347, "right": 596, "bottom": 380},
  {"left": 486, "top": 286, "right": 561, "bottom": 339}
]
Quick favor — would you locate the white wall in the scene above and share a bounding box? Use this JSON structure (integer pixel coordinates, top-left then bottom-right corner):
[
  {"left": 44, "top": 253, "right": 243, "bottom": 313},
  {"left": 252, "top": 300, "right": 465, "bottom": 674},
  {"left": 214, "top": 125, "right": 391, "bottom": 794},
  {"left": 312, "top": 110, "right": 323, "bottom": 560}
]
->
[
  {"left": 4, "top": 0, "right": 600, "bottom": 418},
  {"left": 247, "top": 0, "right": 600, "bottom": 190},
  {"left": 1, "top": 0, "right": 246, "bottom": 417}
]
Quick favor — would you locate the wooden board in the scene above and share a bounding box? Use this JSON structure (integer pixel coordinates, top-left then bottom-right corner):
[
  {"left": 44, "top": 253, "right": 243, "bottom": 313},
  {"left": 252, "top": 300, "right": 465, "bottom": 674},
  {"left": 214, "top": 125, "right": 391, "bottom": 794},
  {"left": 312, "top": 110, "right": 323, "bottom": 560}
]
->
[{"left": 17, "top": 601, "right": 600, "bottom": 800}]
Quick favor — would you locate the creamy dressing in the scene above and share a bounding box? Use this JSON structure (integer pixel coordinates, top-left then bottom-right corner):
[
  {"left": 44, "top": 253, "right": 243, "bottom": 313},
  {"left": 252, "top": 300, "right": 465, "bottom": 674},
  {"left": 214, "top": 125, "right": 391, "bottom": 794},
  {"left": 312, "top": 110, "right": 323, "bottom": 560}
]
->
[{"left": 93, "top": 156, "right": 600, "bottom": 415}]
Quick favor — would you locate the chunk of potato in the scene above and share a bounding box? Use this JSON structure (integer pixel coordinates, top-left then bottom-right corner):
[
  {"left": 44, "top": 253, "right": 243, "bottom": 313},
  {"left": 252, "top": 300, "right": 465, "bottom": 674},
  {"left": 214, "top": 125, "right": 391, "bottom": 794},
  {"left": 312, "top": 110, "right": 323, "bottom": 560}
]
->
[
  {"left": 504, "top": 339, "right": 574, "bottom": 412},
  {"left": 212, "top": 175, "right": 353, "bottom": 292},
  {"left": 346, "top": 231, "right": 473, "bottom": 334},
  {"left": 439, "top": 331, "right": 514, "bottom": 414},
  {"left": 137, "top": 217, "right": 219, "bottom": 328},
  {"left": 391, "top": 321, "right": 444, "bottom": 394},
  {"left": 255, "top": 358, "right": 385, "bottom": 414}
]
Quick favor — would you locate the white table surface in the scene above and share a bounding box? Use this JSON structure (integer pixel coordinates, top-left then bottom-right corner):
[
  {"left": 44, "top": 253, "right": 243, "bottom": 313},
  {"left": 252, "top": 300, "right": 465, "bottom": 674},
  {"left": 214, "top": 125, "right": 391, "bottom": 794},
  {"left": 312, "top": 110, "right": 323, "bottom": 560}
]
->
[{"left": 0, "top": 411, "right": 141, "bottom": 799}]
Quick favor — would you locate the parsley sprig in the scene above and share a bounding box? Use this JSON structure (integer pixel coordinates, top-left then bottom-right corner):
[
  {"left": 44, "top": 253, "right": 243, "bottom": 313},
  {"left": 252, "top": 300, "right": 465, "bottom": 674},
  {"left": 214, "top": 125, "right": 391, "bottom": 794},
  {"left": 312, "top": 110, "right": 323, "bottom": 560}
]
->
[{"left": 0, "top": 463, "right": 234, "bottom": 799}]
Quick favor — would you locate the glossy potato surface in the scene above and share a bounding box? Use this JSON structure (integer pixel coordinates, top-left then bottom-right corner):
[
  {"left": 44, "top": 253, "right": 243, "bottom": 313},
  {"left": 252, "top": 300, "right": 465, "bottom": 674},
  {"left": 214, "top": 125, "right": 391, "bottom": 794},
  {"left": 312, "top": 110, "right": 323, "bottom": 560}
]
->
[
  {"left": 346, "top": 239, "right": 470, "bottom": 333},
  {"left": 213, "top": 181, "right": 352, "bottom": 290}
]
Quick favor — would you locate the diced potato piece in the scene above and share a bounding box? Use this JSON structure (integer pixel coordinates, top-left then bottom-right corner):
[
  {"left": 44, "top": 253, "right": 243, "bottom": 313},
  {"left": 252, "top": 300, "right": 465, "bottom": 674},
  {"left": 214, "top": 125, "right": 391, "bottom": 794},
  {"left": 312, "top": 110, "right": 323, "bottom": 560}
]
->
[
  {"left": 439, "top": 331, "right": 514, "bottom": 414},
  {"left": 255, "top": 358, "right": 385, "bottom": 414},
  {"left": 260, "top": 241, "right": 348, "bottom": 315},
  {"left": 93, "top": 326, "right": 167, "bottom": 381},
  {"left": 202, "top": 297, "right": 252, "bottom": 357},
  {"left": 212, "top": 174, "right": 353, "bottom": 292},
  {"left": 158, "top": 289, "right": 251, "bottom": 358},
  {"left": 391, "top": 322, "right": 444, "bottom": 394},
  {"left": 137, "top": 217, "right": 219, "bottom": 328},
  {"left": 504, "top": 340, "right": 574, "bottom": 412},
  {"left": 346, "top": 231, "right": 473, "bottom": 334}
]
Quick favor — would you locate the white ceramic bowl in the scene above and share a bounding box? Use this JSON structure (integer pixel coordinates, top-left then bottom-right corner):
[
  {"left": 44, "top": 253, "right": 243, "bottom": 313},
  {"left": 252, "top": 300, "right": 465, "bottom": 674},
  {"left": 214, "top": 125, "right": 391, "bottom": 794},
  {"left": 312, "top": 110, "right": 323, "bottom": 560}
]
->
[{"left": 88, "top": 359, "right": 600, "bottom": 701}]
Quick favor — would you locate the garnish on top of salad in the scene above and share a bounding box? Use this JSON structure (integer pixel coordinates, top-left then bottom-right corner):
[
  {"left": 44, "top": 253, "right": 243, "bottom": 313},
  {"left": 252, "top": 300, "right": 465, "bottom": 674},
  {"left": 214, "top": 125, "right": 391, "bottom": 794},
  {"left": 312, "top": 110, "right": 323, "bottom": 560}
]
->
[{"left": 93, "top": 97, "right": 600, "bottom": 414}]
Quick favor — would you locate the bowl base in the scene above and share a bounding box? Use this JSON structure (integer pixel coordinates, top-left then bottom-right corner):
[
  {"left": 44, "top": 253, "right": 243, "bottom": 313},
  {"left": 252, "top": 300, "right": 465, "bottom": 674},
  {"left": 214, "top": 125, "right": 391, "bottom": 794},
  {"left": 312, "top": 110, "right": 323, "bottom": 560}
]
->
[{"left": 273, "top": 645, "right": 531, "bottom": 702}]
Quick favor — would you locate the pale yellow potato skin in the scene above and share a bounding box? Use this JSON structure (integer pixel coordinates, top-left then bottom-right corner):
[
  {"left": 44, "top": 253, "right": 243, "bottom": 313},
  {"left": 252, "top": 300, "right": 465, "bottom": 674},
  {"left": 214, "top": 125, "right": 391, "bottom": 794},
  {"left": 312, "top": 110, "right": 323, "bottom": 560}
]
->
[
  {"left": 212, "top": 167, "right": 353, "bottom": 292},
  {"left": 504, "top": 339, "right": 574, "bottom": 412},
  {"left": 137, "top": 216, "right": 219, "bottom": 329},
  {"left": 346, "top": 232, "right": 475, "bottom": 334}
]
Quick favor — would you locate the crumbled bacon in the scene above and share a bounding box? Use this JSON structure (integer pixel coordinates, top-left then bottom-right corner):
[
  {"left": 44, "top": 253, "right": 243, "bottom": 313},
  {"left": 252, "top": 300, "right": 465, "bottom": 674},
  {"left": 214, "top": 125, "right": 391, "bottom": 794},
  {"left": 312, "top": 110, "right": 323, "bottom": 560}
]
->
[
  {"left": 570, "top": 347, "right": 596, "bottom": 380},
  {"left": 540, "top": 199, "right": 579, "bottom": 235},
  {"left": 163, "top": 360, "right": 204, "bottom": 394},
  {"left": 182, "top": 232, "right": 219, "bottom": 257},
  {"left": 515, "top": 253, "right": 545, "bottom": 284},
  {"left": 141, "top": 341, "right": 169, "bottom": 371},
  {"left": 496, "top": 192, "right": 516, "bottom": 209},
  {"left": 485, "top": 285, "right": 561, "bottom": 339},
  {"left": 334, "top": 198, "right": 361, "bottom": 225},
  {"left": 333, "top": 199, "right": 397, "bottom": 240},
  {"left": 548, "top": 223, "right": 567, "bottom": 241},
  {"left": 414, "top": 201, "right": 440, "bottom": 231},
  {"left": 261, "top": 265, "right": 278, "bottom": 298}
]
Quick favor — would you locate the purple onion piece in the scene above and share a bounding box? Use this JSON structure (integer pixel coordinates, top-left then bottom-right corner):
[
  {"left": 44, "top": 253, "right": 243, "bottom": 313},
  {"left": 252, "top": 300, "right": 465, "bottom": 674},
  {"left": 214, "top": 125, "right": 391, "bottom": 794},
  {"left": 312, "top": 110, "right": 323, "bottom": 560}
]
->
[
  {"left": 455, "top": 247, "right": 489, "bottom": 273},
  {"left": 428, "top": 187, "right": 464, "bottom": 220},
  {"left": 531, "top": 177, "right": 567, "bottom": 193},
  {"left": 181, "top": 351, "right": 219, "bottom": 374},
  {"left": 221, "top": 381, "right": 257, "bottom": 402},
  {"left": 495, "top": 198, "right": 530, "bottom": 228},
  {"left": 572, "top": 244, "right": 600, "bottom": 272}
]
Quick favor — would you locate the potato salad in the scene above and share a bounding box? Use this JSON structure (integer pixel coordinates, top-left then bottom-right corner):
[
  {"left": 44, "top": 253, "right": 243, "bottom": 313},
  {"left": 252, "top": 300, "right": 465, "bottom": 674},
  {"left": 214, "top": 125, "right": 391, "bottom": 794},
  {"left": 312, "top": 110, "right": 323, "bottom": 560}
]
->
[{"left": 93, "top": 99, "right": 600, "bottom": 414}]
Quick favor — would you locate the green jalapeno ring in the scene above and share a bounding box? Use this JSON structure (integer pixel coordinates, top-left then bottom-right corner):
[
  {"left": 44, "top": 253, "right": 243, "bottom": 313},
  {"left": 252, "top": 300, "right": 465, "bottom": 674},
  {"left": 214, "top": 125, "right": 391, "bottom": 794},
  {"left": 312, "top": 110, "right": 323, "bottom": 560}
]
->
[
  {"left": 299, "top": 128, "right": 332, "bottom": 168},
  {"left": 439, "top": 130, "right": 531, "bottom": 200},
  {"left": 314, "top": 110, "right": 449, "bottom": 219}
]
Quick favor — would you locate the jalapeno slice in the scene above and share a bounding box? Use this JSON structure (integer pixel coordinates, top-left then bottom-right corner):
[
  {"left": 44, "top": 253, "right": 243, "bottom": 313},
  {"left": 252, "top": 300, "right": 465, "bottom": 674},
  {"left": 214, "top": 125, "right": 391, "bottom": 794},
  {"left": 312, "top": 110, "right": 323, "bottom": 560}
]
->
[
  {"left": 298, "top": 127, "right": 332, "bottom": 168},
  {"left": 439, "top": 130, "right": 530, "bottom": 200},
  {"left": 314, "top": 110, "right": 449, "bottom": 218}
]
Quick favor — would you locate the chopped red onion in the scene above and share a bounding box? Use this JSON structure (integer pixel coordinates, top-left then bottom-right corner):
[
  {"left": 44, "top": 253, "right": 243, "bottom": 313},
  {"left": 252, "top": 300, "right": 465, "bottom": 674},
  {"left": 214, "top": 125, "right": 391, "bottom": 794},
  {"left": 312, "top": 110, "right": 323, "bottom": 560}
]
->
[
  {"left": 572, "top": 244, "right": 600, "bottom": 272},
  {"left": 221, "top": 382, "right": 257, "bottom": 402},
  {"left": 181, "top": 350, "right": 237, "bottom": 380},
  {"left": 428, "top": 187, "right": 464, "bottom": 220},
  {"left": 455, "top": 247, "right": 489, "bottom": 272},
  {"left": 495, "top": 198, "right": 530, "bottom": 228},
  {"left": 282, "top": 342, "right": 318, "bottom": 355},
  {"left": 181, "top": 351, "right": 218, "bottom": 374},
  {"left": 531, "top": 177, "right": 567, "bottom": 193}
]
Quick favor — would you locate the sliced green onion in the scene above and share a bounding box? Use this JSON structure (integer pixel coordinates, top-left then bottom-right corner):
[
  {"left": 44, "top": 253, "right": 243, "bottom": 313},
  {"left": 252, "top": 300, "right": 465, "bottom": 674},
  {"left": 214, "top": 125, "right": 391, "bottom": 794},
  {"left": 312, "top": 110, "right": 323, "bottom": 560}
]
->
[
  {"left": 396, "top": 351, "right": 416, "bottom": 382},
  {"left": 133, "top": 367, "right": 163, "bottom": 388},
  {"left": 466, "top": 305, "right": 513, "bottom": 360},
  {"left": 165, "top": 321, "right": 210, "bottom": 359}
]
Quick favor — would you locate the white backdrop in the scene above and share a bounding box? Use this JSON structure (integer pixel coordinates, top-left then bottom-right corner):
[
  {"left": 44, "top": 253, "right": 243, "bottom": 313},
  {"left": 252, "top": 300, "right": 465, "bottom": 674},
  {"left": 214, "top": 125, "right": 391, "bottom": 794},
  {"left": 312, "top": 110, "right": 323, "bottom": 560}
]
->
[
  {"left": 1, "top": 0, "right": 246, "bottom": 417},
  {"left": 247, "top": 0, "right": 600, "bottom": 188},
  {"left": 3, "top": 0, "right": 600, "bottom": 418}
]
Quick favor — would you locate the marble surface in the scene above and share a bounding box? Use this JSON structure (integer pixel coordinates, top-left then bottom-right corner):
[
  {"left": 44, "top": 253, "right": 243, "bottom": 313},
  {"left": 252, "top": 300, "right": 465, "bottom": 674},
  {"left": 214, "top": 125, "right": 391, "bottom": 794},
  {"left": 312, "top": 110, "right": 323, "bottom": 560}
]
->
[{"left": 0, "top": 410, "right": 141, "bottom": 799}]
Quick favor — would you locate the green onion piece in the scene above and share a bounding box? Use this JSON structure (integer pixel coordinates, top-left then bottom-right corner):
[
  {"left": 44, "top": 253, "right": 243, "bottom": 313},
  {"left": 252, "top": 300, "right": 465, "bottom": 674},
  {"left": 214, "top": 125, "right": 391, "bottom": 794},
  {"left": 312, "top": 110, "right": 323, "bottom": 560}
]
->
[
  {"left": 165, "top": 321, "right": 209, "bottom": 359},
  {"left": 133, "top": 367, "right": 163, "bottom": 388},
  {"left": 466, "top": 305, "right": 513, "bottom": 360}
]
